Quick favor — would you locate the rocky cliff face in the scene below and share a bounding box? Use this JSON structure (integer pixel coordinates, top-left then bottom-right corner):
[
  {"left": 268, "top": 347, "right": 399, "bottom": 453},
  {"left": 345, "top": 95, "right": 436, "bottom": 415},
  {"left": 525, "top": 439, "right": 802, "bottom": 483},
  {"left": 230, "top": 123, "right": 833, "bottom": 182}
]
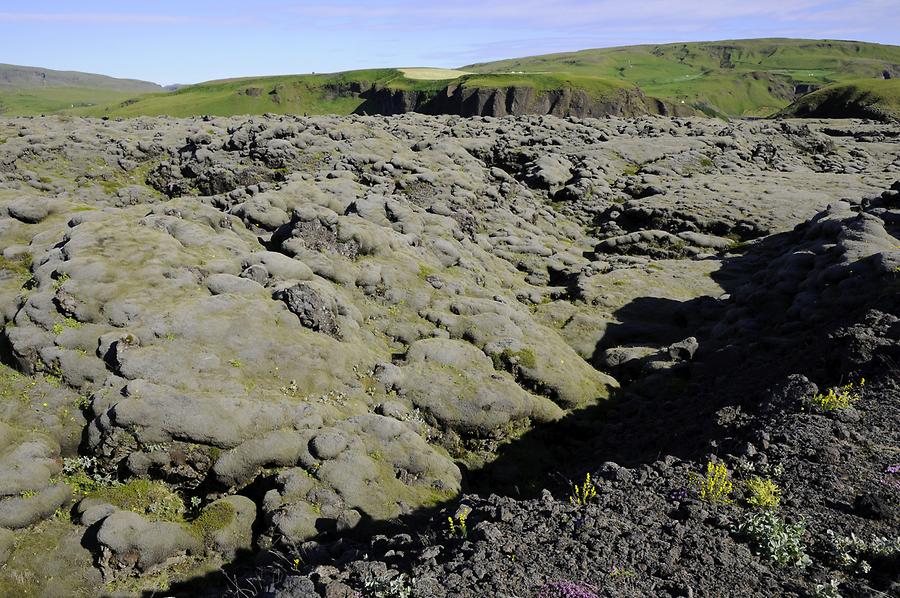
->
[
  {"left": 428, "top": 84, "right": 664, "bottom": 118},
  {"left": 352, "top": 83, "right": 684, "bottom": 118}
]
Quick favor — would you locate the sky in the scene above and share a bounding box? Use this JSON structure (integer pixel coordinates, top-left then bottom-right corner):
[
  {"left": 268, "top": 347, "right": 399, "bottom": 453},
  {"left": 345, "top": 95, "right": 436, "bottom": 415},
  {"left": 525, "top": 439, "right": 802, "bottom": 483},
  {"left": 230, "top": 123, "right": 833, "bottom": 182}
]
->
[{"left": 0, "top": 0, "right": 897, "bottom": 85}]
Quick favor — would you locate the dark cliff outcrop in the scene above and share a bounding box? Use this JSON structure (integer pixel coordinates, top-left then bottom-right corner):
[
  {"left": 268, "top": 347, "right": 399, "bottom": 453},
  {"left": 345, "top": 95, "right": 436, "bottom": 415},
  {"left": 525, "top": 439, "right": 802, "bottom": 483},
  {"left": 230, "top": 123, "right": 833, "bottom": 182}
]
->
[
  {"left": 351, "top": 83, "right": 685, "bottom": 118},
  {"left": 428, "top": 84, "right": 660, "bottom": 118}
]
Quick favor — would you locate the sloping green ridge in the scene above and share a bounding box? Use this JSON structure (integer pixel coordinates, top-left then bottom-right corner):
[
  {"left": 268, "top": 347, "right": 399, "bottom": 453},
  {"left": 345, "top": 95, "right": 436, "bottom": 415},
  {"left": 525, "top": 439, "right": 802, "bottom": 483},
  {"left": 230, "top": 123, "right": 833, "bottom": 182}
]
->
[
  {"left": 779, "top": 78, "right": 900, "bottom": 121},
  {"left": 466, "top": 38, "right": 900, "bottom": 116},
  {"left": 72, "top": 70, "right": 634, "bottom": 118},
  {"left": 0, "top": 87, "right": 142, "bottom": 116},
  {"left": 76, "top": 69, "right": 398, "bottom": 118},
  {"left": 0, "top": 63, "right": 162, "bottom": 92}
]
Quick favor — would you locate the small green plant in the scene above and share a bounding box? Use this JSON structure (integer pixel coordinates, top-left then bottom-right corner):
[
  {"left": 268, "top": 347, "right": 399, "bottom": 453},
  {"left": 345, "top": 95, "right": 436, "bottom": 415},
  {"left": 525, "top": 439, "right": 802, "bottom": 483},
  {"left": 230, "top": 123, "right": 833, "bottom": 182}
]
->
[
  {"left": 695, "top": 461, "right": 733, "bottom": 504},
  {"left": 51, "top": 316, "right": 82, "bottom": 335},
  {"left": 43, "top": 362, "right": 64, "bottom": 387},
  {"left": 735, "top": 510, "right": 811, "bottom": 567},
  {"left": 569, "top": 472, "right": 598, "bottom": 506},
  {"left": 0, "top": 254, "right": 32, "bottom": 279},
  {"left": 814, "top": 580, "right": 842, "bottom": 598},
  {"left": 745, "top": 476, "right": 782, "bottom": 509},
  {"left": 94, "top": 479, "right": 185, "bottom": 522},
  {"left": 825, "top": 529, "right": 900, "bottom": 575},
  {"left": 229, "top": 359, "right": 243, "bottom": 368},
  {"left": 361, "top": 573, "right": 415, "bottom": 598},
  {"left": 491, "top": 347, "right": 537, "bottom": 371},
  {"left": 809, "top": 379, "right": 864, "bottom": 412},
  {"left": 189, "top": 501, "right": 235, "bottom": 541},
  {"left": 608, "top": 565, "right": 636, "bottom": 579},
  {"left": 448, "top": 511, "right": 468, "bottom": 539},
  {"left": 417, "top": 263, "right": 435, "bottom": 279},
  {"left": 52, "top": 272, "right": 70, "bottom": 290},
  {"left": 61, "top": 456, "right": 116, "bottom": 495}
]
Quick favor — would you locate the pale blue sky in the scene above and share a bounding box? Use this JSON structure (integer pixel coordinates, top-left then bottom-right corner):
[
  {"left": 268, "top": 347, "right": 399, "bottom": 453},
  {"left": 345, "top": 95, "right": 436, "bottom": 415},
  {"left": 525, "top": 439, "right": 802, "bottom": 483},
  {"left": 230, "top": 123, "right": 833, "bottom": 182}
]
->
[{"left": 0, "top": 1, "right": 897, "bottom": 85}]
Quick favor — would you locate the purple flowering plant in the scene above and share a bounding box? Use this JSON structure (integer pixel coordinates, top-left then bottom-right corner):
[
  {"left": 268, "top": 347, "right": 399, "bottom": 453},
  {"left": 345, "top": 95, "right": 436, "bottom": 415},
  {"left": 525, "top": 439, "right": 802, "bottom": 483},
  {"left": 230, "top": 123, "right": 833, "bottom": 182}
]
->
[
  {"left": 669, "top": 487, "right": 688, "bottom": 502},
  {"left": 537, "top": 580, "right": 600, "bottom": 598},
  {"left": 881, "top": 463, "right": 900, "bottom": 493}
]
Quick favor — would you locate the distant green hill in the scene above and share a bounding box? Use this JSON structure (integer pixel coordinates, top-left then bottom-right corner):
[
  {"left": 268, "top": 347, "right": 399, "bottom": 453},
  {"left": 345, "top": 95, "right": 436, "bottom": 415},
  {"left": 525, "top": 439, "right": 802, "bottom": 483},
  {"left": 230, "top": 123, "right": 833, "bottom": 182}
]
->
[
  {"left": 779, "top": 78, "right": 900, "bottom": 122},
  {"left": 72, "top": 69, "right": 643, "bottom": 118},
  {"left": 465, "top": 38, "right": 900, "bottom": 117},
  {"left": 4, "top": 39, "right": 900, "bottom": 118},
  {"left": 75, "top": 69, "right": 408, "bottom": 118},
  {"left": 0, "top": 63, "right": 162, "bottom": 116}
]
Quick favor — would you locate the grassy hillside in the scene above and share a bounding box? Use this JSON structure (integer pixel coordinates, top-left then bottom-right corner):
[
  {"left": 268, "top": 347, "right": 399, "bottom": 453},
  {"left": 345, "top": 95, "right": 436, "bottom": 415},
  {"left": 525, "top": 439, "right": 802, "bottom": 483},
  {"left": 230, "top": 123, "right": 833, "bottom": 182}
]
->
[
  {"left": 75, "top": 69, "right": 635, "bottom": 118},
  {"left": 0, "top": 87, "right": 142, "bottom": 116},
  {"left": 0, "top": 63, "right": 162, "bottom": 92},
  {"left": 5, "top": 39, "right": 900, "bottom": 118},
  {"left": 465, "top": 39, "right": 900, "bottom": 116},
  {"left": 0, "top": 63, "right": 162, "bottom": 116},
  {"left": 75, "top": 69, "right": 405, "bottom": 117},
  {"left": 779, "top": 78, "right": 900, "bottom": 121}
]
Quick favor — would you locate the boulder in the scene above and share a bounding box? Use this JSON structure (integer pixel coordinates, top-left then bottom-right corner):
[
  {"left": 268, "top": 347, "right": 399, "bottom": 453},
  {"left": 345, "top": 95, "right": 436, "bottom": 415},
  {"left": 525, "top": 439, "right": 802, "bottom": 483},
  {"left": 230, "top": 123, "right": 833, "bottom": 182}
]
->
[
  {"left": 7, "top": 197, "right": 51, "bottom": 223},
  {"left": 275, "top": 282, "right": 342, "bottom": 338},
  {"left": 96, "top": 510, "right": 201, "bottom": 577},
  {"left": 0, "top": 484, "right": 71, "bottom": 529},
  {"left": 196, "top": 495, "right": 256, "bottom": 559}
]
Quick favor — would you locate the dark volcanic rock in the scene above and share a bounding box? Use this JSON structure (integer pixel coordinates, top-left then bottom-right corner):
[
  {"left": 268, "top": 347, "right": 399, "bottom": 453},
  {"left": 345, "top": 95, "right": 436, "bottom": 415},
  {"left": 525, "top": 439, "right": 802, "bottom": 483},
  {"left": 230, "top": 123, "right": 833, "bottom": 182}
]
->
[{"left": 275, "top": 283, "right": 342, "bottom": 339}]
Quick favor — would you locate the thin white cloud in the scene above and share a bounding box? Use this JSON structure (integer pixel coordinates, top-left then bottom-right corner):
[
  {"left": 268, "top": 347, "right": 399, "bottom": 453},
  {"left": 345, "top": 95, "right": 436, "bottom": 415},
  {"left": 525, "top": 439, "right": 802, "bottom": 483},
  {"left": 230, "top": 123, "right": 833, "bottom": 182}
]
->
[
  {"left": 3, "top": 2, "right": 895, "bottom": 38},
  {"left": 279, "top": 0, "right": 898, "bottom": 45},
  {"left": 284, "top": 0, "right": 826, "bottom": 26},
  {"left": 0, "top": 12, "right": 189, "bottom": 24}
]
